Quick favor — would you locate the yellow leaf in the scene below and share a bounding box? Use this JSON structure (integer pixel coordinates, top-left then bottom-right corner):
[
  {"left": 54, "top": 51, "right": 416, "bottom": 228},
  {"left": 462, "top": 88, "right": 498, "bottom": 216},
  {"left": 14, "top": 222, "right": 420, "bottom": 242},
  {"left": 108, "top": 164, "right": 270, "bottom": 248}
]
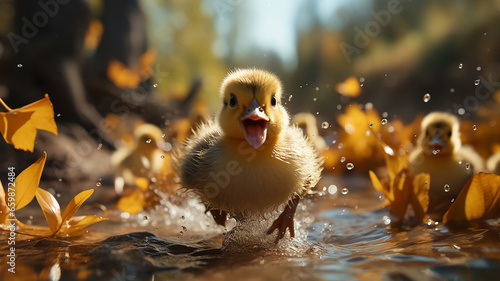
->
[
  {"left": 14, "top": 152, "right": 46, "bottom": 210},
  {"left": 35, "top": 187, "right": 62, "bottom": 234},
  {"left": 443, "top": 173, "right": 500, "bottom": 223},
  {"left": 0, "top": 95, "right": 57, "bottom": 151},
  {"left": 107, "top": 60, "right": 141, "bottom": 89},
  {"left": 0, "top": 111, "right": 36, "bottom": 151},
  {"left": 335, "top": 76, "right": 362, "bottom": 97},
  {"left": 135, "top": 177, "right": 150, "bottom": 191},
  {"left": 369, "top": 170, "right": 390, "bottom": 200},
  {"left": 0, "top": 181, "right": 9, "bottom": 224},
  {"left": 16, "top": 94, "right": 58, "bottom": 136},
  {"left": 410, "top": 173, "right": 430, "bottom": 222},
  {"left": 63, "top": 215, "right": 108, "bottom": 236},
  {"left": 116, "top": 189, "right": 145, "bottom": 214},
  {"left": 390, "top": 170, "right": 412, "bottom": 221},
  {"left": 60, "top": 189, "right": 94, "bottom": 227}
]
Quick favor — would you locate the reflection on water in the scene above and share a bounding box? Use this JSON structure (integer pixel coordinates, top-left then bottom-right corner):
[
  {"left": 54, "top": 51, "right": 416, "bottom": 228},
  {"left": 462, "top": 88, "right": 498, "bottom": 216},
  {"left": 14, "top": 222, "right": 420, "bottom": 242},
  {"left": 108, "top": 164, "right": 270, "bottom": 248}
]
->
[{"left": 1, "top": 177, "right": 499, "bottom": 280}]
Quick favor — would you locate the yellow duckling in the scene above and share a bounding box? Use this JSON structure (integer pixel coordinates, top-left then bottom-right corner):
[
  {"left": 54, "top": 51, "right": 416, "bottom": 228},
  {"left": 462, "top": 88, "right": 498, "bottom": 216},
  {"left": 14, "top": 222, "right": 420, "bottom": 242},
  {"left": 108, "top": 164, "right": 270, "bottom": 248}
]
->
[
  {"left": 176, "top": 68, "right": 322, "bottom": 240},
  {"left": 487, "top": 152, "right": 500, "bottom": 175},
  {"left": 409, "top": 112, "right": 484, "bottom": 220},
  {"left": 112, "top": 123, "right": 165, "bottom": 195}
]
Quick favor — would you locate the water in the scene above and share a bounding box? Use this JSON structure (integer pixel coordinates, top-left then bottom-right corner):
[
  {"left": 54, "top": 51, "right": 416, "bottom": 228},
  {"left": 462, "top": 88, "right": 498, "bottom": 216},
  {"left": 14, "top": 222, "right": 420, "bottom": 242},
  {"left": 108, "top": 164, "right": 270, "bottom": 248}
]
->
[{"left": 1, "top": 178, "right": 499, "bottom": 280}]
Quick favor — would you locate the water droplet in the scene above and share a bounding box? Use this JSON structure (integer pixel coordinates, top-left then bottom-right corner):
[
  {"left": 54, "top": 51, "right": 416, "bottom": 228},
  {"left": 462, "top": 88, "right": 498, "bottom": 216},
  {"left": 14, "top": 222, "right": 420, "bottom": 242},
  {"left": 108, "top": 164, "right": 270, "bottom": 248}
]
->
[
  {"left": 476, "top": 66, "right": 481, "bottom": 71},
  {"left": 359, "top": 77, "right": 365, "bottom": 82},
  {"left": 179, "top": 231, "right": 183, "bottom": 236},
  {"left": 163, "top": 142, "right": 172, "bottom": 151},
  {"left": 444, "top": 184, "right": 450, "bottom": 192},
  {"left": 340, "top": 156, "right": 346, "bottom": 163},
  {"left": 313, "top": 97, "right": 317, "bottom": 101},
  {"left": 458, "top": 63, "right": 463, "bottom": 69},
  {"left": 381, "top": 119, "right": 388, "bottom": 125},
  {"left": 458, "top": 160, "right": 462, "bottom": 164},
  {"left": 457, "top": 108, "right": 465, "bottom": 115},
  {"left": 425, "top": 181, "right": 428, "bottom": 184},
  {"left": 423, "top": 93, "right": 431, "bottom": 102},
  {"left": 153, "top": 83, "right": 158, "bottom": 88},
  {"left": 162, "top": 134, "right": 166, "bottom": 138},
  {"left": 56, "top": 114, "right": 61, "bottom": 117},
  {"left": 465, "top": 163, "right": 471, "bottom": 170},
  {"left": 97, "top": 143, "right": 103, "bottom": 150},
  {"left": 346, "top": 163, "right": 354, "bottom": 170},
  {"left": 316, "top": 111, "right": 320, "bottom": 115},
  {"left": 382, "top": 215, "right": 391, "bottom": 225},
  {"left": 143, "top": 216, "right": 148, "bottom": 220},
  {"left": 321, "top": 122, "right": 329, "bottom": 129},
  {"left": 17, "top": 64, "right": 23, "bottom": 68},
  {"left": 288, "top": 95, "right": 293, "bottom": 101},
  {"left": 341, "top": 188, "right": 349, "bottom": 195},
  {"left": 336, "top": 104, "right": 342, "bottom": 110},
  {"left": 472, "top": 125, "right": 477, "bottom": 131},
  {"left": 182, "top": 226, "right": 187, "bottom": 232},
  {"left": 146, "top": 138, "right": 152, "bottom": 144},
  {"left": 315, "top": 87, "right": 319, "bottom": 91},
  {"left": 328, "top": 185, "right": 337, "bottom": 194},
  {"left": 56, "top": 193, "right": 61, "bottom": 198},
  {"left": 450, "top": 88, "right": 455, "bottom": 93},
  {"left": 161, "top": 155, "right": 165, "bottom": 159},
  {"left": 474, "top": 79, "right": 480, "bottom": 86},
  {"left": 369, "top": 123, "right": 374, "bottom": 128},
  {"left": 432, "top": 149, "right": 440, "bottom": 155},
  {"left": 96, "top": 182, "right": 101, "bottom": 187},
  {"left": 337, "top": 143, "right": 343, "bottom": 149}
]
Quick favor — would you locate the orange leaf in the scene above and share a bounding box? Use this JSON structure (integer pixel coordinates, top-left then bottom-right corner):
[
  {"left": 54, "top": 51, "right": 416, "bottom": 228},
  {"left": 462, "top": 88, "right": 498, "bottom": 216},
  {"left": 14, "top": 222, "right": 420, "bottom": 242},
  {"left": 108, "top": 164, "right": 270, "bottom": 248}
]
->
[
  {"left": 63, "top": 215, "right": 108, "bottom": 236},
  {"left": 14, "top": 152, "right": 47, "bottom": 210},
  {"left": 390, "top": 170, "right": 412, "bottom": 221},
  {"left": 0, "top": 95, "right": 57, "bottom": 151},
  {"left": 60, "top": 189, "right": 94, "bottom": 226},
  {"left": 107, "top": 60, "right": 141, "bottom": 89},
  {"left": 116, "top": 189, "right": 145, "bottom": 214},
  {"left": 0, "top": 181, "right": 9, "bottom": 224},
  {"left": 139, "top": 49, "right": 157, "bottom": 78},
  {"left": 335, "top": 76, "right": 362, "bottom": 97},
  {"left": 410, "top": 173, "right": 430, "bottom": 222},
  {"left": 16, "top": 94, "right": 58, "bottom": 135},
  {"left": 35, "top": 188, "right": 62, "bottom": 234},
  {"left": 369, "top": 170, "right": 390, "bottom": 200},
  {"left": 135, "top": 177, "right": 150, "bottom": 191},
  {"left": 443, "top": 173, "right": 500, "bottom": 223}
]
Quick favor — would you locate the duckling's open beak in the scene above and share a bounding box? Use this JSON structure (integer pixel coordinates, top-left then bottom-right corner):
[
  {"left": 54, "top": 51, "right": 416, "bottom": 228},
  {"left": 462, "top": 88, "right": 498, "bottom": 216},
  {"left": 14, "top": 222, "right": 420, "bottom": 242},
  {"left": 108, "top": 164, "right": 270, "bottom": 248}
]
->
[
  {"left": 240, "top": 98, "right": 269, "bottom": 149},
  {"left": 428, "top": 133, "right": 445, "bottom": 152}
]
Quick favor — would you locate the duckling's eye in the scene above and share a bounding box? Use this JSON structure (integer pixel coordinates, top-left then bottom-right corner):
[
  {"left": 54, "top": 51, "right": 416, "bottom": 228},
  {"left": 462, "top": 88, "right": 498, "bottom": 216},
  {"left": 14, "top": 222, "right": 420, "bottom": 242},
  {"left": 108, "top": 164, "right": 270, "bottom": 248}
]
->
[
  {"left": 271, "top": 95, "right": 277, "bottom": 106},
  {"left": 447, "top": 130, "right": 452, "bottom": 137},
  {"left": 229, "top": 94, "right": 237, "bottom": 107}
]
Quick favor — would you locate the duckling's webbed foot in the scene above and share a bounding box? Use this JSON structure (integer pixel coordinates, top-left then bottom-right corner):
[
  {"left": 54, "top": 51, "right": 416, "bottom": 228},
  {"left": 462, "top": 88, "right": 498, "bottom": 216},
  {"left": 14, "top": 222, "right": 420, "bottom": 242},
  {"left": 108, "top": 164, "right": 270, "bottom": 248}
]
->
[
  {"left": 267, "top": 195, "right": 300, "bottom": 241},
  {"left": 209, "top": 209, "right": 228, "bottom": 226}
]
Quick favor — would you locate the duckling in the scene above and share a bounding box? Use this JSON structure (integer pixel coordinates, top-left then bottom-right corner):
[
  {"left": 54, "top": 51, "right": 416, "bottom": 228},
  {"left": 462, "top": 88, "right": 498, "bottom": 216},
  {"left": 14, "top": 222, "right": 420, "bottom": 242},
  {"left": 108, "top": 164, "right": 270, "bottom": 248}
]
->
[
  {"left": 292, "top": 112, "right": 327, "bottom": 153},
  {"left": 409, "top": 112, "right": 485, "bottom": 220},
  {"left": 487, "top": 152, "right": 500, "bottom": 175},
  {"left": 176, "top": 68, "right": 322, "bottom": 240},
  {"left": 111, "top": 123, "right": 165, "bottom": 195}
]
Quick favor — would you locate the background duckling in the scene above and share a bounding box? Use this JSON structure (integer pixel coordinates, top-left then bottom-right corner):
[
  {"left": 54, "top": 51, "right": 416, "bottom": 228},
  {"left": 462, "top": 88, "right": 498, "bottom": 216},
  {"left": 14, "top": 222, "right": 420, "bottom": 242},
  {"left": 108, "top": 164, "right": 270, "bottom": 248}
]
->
[
  {"left": 292, "top": 112, "right": 327, "bottom": 154},
  {"left": 487, "top": 152, "right": 500, "bottom": 175},
  {"left": 409, "top": 112, "right": 485, "bottom": 220},
  {"left": 112, "top": 123, "right": 165, "bottom": 195},
  {"left": 176, "top": 68, "right": 322, "bottom": 241}
]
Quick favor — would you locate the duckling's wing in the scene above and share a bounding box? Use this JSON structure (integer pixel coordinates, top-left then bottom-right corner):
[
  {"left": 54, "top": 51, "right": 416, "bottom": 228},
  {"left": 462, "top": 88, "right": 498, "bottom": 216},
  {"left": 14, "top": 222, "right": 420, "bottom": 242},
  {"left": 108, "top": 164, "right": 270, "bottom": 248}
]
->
[
  {"left": 280, "top": 126, "right": 323, "bottom": 196},
  {"left": 175, "top": 122, "right": 223, "bottom": 192}
]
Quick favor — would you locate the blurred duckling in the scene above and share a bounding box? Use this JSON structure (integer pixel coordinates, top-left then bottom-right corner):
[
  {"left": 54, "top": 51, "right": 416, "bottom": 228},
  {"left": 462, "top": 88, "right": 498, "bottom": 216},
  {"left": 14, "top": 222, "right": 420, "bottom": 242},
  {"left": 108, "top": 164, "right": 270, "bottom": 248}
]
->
[
  {"left": 292, "top": 112, "right": 327, "bottom": 153},
  {"left": 112, "top": 123, "right": 165, "bottom": 195},
  {"left": 176, "top": 68, "right": 322, "bottom": 241},
  {"left": 487, "top": 152, "right": 500, "bottom": 175},
  {"left": 409, "top": 112, "right": 485, "bottom": 220}
]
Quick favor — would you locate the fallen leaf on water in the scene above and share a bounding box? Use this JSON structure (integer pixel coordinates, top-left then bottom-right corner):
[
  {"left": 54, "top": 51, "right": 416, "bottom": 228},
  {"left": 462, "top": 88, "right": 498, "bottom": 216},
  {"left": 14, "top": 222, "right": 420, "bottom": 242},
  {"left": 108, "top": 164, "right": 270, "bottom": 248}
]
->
[
  {"left": 443, "top": 173, "right": 500, "bottom": 223},
  {"left": 35, "top": 187, "right": 62, "bottom": 234},
  {"left": 410, "top": 173, "right": 430, "bottom": 222},
  {"left": 0, "top": 95, "right": 57, "bottom": 152},
  {"left": 60, "top": 189, "right": 94, "bottom": 227},
  {"left": 62, "top": 215, "right": 108, "bottom": 236},
  {"left": 14, "top": 152, "right": 46, "bottom": 210}
]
